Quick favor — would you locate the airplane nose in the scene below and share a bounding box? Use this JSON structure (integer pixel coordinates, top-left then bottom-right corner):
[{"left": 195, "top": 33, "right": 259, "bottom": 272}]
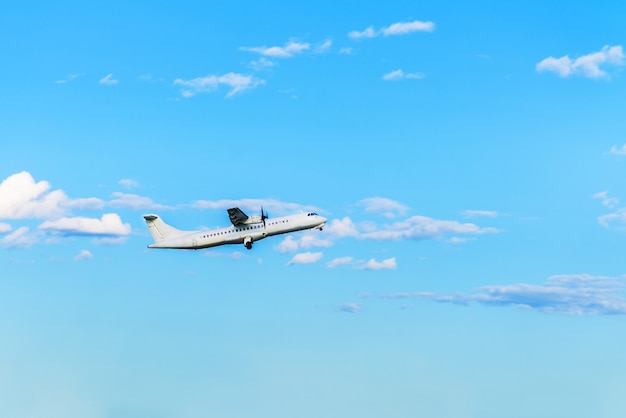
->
[{"left": 320, "top": 216, "right": 328, "bottom": 223}]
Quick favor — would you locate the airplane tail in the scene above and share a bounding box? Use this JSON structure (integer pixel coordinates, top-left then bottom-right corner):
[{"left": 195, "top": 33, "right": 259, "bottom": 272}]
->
[{"left": 143, "top": 214, "right": 191, "bottom": 242}]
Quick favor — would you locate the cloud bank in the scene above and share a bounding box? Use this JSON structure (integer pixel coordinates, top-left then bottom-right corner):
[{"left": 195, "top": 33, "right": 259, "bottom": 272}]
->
[{"left": 373, "top": 274, "right": 626, "bottom": 315}]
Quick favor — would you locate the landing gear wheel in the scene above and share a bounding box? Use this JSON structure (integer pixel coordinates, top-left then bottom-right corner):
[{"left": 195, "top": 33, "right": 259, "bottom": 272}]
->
[{"left": 245, "top": 241, "right": 252, "bottom": 250}]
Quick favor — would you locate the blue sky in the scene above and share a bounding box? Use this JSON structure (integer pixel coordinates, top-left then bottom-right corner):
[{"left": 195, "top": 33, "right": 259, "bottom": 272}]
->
[{"left": 2, "top": 1, "right": 626, "bottom": 417}]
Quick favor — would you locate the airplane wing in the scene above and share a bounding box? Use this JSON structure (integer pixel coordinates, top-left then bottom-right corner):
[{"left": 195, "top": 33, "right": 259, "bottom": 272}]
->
[{"left": 227, "top": 207, "right": 249, "bottom": 226}]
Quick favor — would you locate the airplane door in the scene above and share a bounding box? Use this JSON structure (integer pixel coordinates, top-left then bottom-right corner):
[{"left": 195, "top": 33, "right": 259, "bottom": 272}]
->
[{"left": 192, "top": 238, "right": 197, "bottom": 248}]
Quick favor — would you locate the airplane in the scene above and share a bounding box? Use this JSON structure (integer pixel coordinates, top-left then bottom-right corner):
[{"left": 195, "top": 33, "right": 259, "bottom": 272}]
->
[{"left": 143, "top": 207, "right": 327, "bottom": 250}]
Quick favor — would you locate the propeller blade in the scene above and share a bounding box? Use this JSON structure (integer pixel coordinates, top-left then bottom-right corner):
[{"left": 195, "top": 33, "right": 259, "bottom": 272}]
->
[{"left": 261, "top": 206, "right": 267, "bottom": 227}]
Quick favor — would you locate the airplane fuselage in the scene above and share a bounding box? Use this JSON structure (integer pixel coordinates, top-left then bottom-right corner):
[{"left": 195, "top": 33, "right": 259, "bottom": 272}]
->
[{"left": 146, "top": 212, "right": 326, "bottom": 250}]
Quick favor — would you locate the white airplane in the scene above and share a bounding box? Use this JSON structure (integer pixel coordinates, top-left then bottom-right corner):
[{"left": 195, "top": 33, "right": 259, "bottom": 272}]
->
[{"left": 143, "top": 207, "right": 327, "bottom": 250}]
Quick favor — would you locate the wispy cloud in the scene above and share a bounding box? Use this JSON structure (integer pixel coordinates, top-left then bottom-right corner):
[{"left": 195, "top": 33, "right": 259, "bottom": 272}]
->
[
  {"left": 287, "top": 251, "right": 323, "bottom": 266},
  {"left": 0, "top": 227, "right": 38, "bottom": 248},
  {"left": 593, "top": 191, "right": 618, "bottom": 208},
  {"left": 447, "top": 237, "right": 475, "bottom": 245},
  {"left": 374, "top": 274, "right": 626, "bottom": 315},
  {"left": 594, "top": 191, "right": 626, "bottom": 227},
  {"left": 326, "top": 256, "right": 354, "bottom": 268},
  {"left": 109, "top": 192, "right": 173, "bottom": 211},
  {"left": 248, "top": 57, "right": 276, "bottom": 71},
  {"left": 118, "top": 178, "right": 139, "bottom": 190},
  {"left": 610, "top": 144, "right": 626, "bottom": 155},
  {"left": 138, "top": 74, "right": 164, "bottom": 83},
  {"left": 39, "top": 213, "right": 131, "bottom": 238},
  {"left": 174, "top": 72, "right": 264, "bottom": 98},
  {"left": 338, "top": 303, "right": 362, "bottom": 313},
  {"left": 325, "top": 256, "right": 396, "bottom": 270},
  {"left": 536, "top": 45, "right": 624, "bottom": 79},
  {"left": 192, "top": 198, "right": 319, "bottom": 216},
  {"left": 99, "top": 73, "right": 119, "bottom": 85},
  {"left": 240, "top": 40, "right": 310, "bottom": 58},
  {"left": 382, "top": 69, "right": 425, "bottom": 81},
  {"left": 349, "top": 20, "right": 435, "bottom": 39},
  {"left": 338, "top": 47, "right": 355, "bottom": 55},
  {"left": 462, "top": 210, "right": 498, "bottom": 218},
  {"left": 55, "top": 73, "right": 84, "bottom": 84},
  {"left": 314, "top": 39, "right": 333, "bottom": 54},
  {"left": 358, "top": 197, "right": 409, "bottom": 218}
]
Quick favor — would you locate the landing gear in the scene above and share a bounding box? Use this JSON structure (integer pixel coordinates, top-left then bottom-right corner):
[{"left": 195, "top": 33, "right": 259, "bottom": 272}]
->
[
  {"left": 243, "top": 236, "right": 253, "bottom": 250},
  {"left": 245, "top": 241, "right": 252, "bottom": 250}
]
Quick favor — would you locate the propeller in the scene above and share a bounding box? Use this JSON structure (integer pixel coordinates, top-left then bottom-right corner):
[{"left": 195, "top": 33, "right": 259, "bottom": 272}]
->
[{"left": 261, "top": 206, "right": 268, "bottom": 228}]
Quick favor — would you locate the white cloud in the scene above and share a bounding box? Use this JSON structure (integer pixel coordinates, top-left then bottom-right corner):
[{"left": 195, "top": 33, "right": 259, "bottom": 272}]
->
[
  {"left": 276, "top": 236, "right": 300, "bottom": 253},
  {"left": 240, "top": 40, "right": 310, "bottom": 58},
  {"left": 593, "top": 191, "right": 618, "bottom": 208},
  {"left": 325, "top": 217, "right": 359, "bottom": 238},
  {"left": 462, "top": 210, "right": 498, "bottom": 218},
  {"left": 276, "top": 234, "right": 332, "bottom": 253},
  {"left": 349, "top": 20, "right": 435, "bottom": 39},
  {"left": 287, "top": 251, "right": 323, "bottom": 266},
  {"left": 359, "top": 257, "right": 396, "bottom": 270},
  {"left": 610, "top": 144, "right": 626, "bottom": 155},
  {"left": 536, "top": 45, "right": 624, "bottom": 79},
  {"left": 338, "top": 303, "right": 362, "bottom": 313},
  {"left": 348, "top": 26, "right": 377, "bottom": 39},
  {"left": 338, "top": 47, "right": 355, "bottom": 55},
  {"left": 74, "top": 249, "right": 93, "bottom": 261},
  {"left": 358, "top": 197, "right": 409, "bottom": 218},
  {"left": 118, "top": 178, "right": 139, "bottom": 189},
  {"left": 39, "top": 213, "right": 131, "bottom": 237},
  {"left": 381, "top": 20, "right": 436, "bottom": 36},
  {"left": 326, "top": 256, "right": 354, "bottom": 268},
  {"left": 0, "top": 227, "right": 38, "bottom": 248},
  {"left": 0, "top": 171, "right": 103, "bottom": 220},
  {"left": 361, "top": 215, "right": 498, "bottom": 241},
  {"left": 325, "top": 212, "right": 496, "bottom": 244},
  {"left": 99, "top": 73, "right": 118, "bottom": 85},
  {"left": 174, "top": 72, "right": 264, "bottom": 98},
  {"left": 0, "top": 222, "right": 12, "bottom": 233},
  {"left": 382, "top": 274, "right": 626, "bottom": 315},
  {"left": 382, "top": 69, "right": 425, "bottom": 81},
  {"left": 109, "top": 192, "right": 172, "bottom": 210}
]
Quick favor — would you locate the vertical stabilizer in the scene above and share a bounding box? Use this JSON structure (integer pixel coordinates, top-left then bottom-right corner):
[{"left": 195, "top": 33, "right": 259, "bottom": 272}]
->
[{"left": 143, "top": 214, "right": 190, "bottom": 242}]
